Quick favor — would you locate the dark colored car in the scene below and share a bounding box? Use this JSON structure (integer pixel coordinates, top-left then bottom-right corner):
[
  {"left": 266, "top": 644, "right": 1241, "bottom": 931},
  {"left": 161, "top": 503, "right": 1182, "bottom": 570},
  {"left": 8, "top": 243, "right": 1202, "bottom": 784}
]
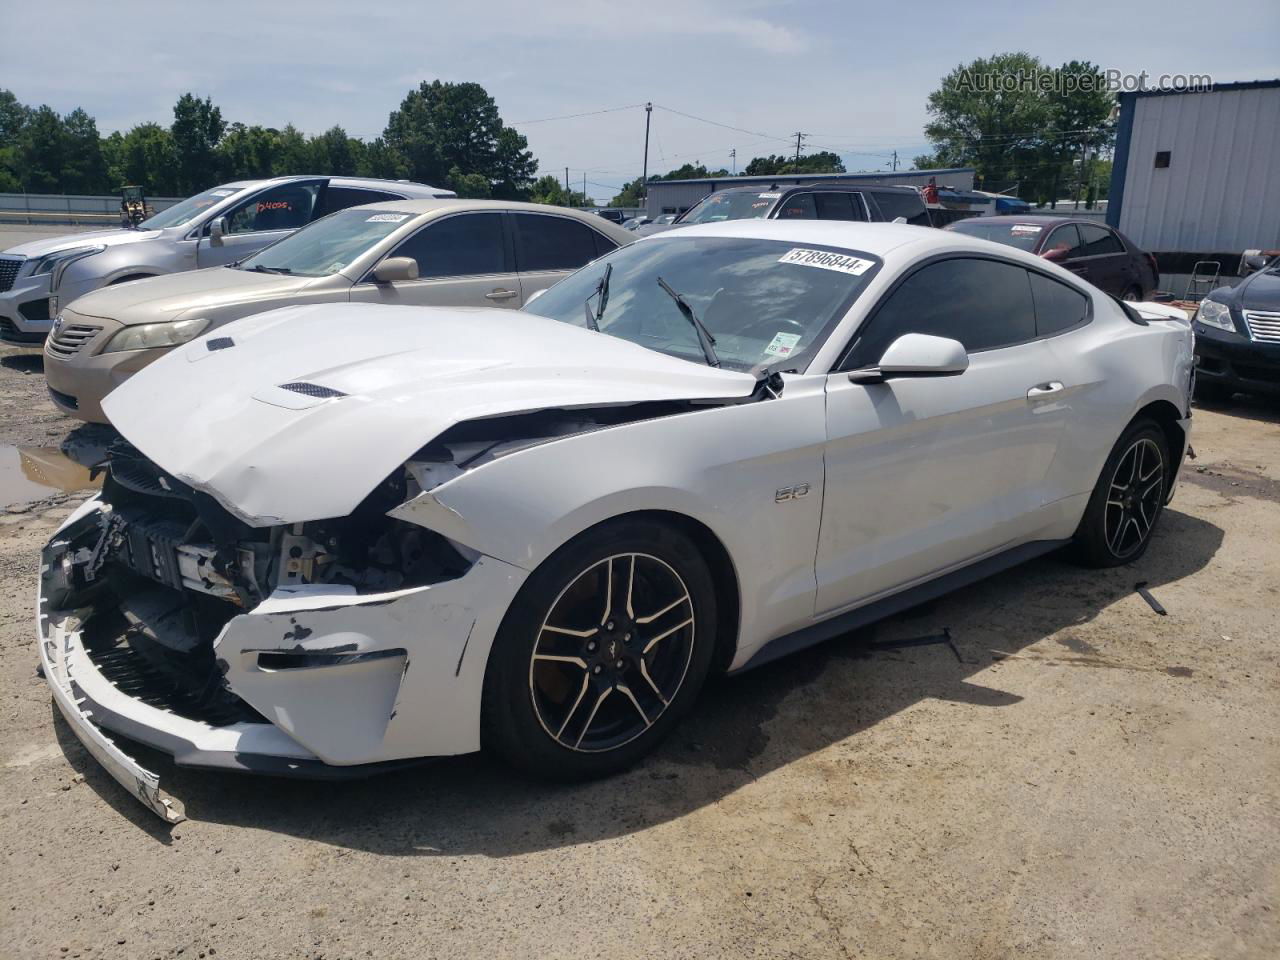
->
[
  {"left": 652, "top": 183, "right": 931, "bottom": 232},
  {"left": 946, "top": 215, "right": 1159, "bottom": 301},
  {"left": 1191, "top": 255, "right": 1280, "bottom": 401}
]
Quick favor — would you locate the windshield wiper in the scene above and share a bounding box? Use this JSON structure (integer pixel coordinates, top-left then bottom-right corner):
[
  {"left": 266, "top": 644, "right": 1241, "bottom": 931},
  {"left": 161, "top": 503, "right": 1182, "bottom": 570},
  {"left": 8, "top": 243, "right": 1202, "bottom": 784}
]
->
[
  {"left": 583, "top": 262, "right": 611, "bottom": 332},
  {"left": 656, "top": 277, "right": 719, "bottom": 367},
  {"left": 247, "top": 265, "right": 292, "bottom": 275}
]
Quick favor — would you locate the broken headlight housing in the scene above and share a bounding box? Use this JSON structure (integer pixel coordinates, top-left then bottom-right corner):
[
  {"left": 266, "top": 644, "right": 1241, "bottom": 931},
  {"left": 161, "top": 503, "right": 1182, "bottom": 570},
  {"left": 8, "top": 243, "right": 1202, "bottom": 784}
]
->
[{"left": 102, "top": 317, "right": 211, "bottom": 353}]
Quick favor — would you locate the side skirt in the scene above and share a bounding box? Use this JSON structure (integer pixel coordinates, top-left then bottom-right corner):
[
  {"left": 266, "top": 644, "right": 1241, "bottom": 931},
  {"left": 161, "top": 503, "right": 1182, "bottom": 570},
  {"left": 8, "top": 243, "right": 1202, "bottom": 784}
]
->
[{"left": 732, "top": 539, "right": 1070, "bottom": 673}]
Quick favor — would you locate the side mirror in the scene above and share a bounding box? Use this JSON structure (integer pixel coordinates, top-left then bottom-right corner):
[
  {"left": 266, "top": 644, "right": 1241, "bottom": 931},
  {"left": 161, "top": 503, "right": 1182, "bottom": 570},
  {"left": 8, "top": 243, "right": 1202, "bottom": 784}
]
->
[
  {"left": 209, "top": 216, "right": 228, "bottom": 247},
  {"left": 1241, "top": 253, "right": 1267, "bottom": 275},
  {"left": 373, "top": 256, "right": 419, "bottom": 283},
  {"left": 848, "top": 333, "right": 969, "bottom": 384}
]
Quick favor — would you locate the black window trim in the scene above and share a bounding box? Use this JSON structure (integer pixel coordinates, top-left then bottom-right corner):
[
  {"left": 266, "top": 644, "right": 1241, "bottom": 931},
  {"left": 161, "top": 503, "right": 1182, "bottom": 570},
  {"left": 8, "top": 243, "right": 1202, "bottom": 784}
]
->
[
  {"left": 509, "top": 210, "right": 617, "bottom": 274},
  {"left": 357, "top": 209, "right": 514, "bottom": 284},
  {"left": 833, "top": 251, "right": 1094, "bottom": 371}
]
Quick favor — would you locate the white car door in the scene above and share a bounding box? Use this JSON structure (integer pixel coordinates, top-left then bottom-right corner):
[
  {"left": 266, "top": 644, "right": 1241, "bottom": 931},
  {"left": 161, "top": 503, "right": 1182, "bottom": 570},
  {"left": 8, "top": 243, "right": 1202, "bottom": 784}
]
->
[
  {"left": 815, "top": 256, "right": 1071, "bottom": 615},
  {"left": 511, "top": 212, "right": 621, "bottom": 302},
  {"left": 349, "top": 211, "right": 523, "bottom": 309},
  {"left": 196, "top": 180, "right": 326, "bottom": 268}
]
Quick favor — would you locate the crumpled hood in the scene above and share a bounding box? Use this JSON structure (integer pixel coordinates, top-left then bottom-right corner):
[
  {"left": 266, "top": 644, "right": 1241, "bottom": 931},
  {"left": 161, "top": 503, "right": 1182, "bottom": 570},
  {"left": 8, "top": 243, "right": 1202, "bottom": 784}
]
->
[
  {"left": 102, "top": 302, "right": 757, "bottom": 525},
  {"left": 2, "top": 227, "right": 162, "bottom": 259},
  {"left": 68, "top": 266, "right": 317, "bottom": 324}
]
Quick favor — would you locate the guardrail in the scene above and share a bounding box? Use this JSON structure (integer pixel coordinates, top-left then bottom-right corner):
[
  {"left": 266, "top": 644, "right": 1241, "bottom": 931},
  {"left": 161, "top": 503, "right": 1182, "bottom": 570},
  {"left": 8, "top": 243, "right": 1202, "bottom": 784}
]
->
[
  {"left": 0, "top": 192, "right": 182, "bottom": 226},
  {"left": 0, "top": 210, "right": 124, "bottom": 226}
]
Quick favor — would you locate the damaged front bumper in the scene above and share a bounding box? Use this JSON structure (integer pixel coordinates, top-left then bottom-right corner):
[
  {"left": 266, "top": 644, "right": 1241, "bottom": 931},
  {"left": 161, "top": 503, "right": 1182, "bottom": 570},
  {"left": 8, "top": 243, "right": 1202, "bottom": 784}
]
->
[{"left": 37, "top": 498, "right": 527, "bottom": 823}]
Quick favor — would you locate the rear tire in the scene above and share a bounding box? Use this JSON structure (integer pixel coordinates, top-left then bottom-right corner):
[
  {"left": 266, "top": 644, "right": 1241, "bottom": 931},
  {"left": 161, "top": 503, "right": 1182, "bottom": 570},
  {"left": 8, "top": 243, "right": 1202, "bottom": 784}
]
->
[
  {"left": 482, "top": 518, "right": 717, "bottom": 781},
  {"left": 1072, "top": 418, "right": 1168, "bottom": 567}
]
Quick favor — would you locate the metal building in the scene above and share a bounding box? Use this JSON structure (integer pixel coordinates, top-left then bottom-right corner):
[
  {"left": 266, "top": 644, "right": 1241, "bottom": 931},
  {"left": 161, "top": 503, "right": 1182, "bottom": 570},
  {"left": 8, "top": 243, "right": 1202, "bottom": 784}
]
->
[
  {"left": 1107, "top": 79, "right": 1280, "bottom": 291},
  {"left": 644, "top": 167, "right": 975, "bottom": 218}
]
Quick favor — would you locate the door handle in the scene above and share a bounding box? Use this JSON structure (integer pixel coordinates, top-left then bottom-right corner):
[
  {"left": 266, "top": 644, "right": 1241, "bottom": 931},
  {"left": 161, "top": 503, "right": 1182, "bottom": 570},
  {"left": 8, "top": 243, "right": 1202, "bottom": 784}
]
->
[
  {"left": 1026, "top": 381, "right": 1065, "bottom": 398},
  {"left": 485, "top": 288, "right": 519, "bottom": 301}
]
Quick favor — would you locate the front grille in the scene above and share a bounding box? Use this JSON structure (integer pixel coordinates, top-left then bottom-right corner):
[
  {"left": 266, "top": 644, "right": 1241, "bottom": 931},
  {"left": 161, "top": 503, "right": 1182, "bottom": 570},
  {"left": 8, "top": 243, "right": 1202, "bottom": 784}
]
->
[
  {"left": 1, "top": 317, "right": 46, "bottom": 343},
  {"left": 0, "top": 256, "right": 22, "bottom": 292},
  {"left": 46, "top": 322, "right": 101, "bottom": 359},
  {"left": 1243, "top": 310, "right": 1280, "bottom": 344}
]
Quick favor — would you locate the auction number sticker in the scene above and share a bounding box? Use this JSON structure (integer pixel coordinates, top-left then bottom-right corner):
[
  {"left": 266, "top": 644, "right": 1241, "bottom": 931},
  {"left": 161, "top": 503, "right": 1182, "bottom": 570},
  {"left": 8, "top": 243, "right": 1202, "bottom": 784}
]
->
[
  {"left": 778, "top": 248, "right": 874, "bottom": 275},
  {"left": 764, "top": 331, "right": 802, "bottom": 358},
  {"left": 1010, "top": 224, "right": 1043, "bottom": 236},
  {"left": 211, "top": 189, "right": 236, "bottom": 197},
  {"left": 758, "top": 192, "right": 782, "bottom": 199},
  {"left": 366, "top": 213, "right": 411, "bottom": 222}
]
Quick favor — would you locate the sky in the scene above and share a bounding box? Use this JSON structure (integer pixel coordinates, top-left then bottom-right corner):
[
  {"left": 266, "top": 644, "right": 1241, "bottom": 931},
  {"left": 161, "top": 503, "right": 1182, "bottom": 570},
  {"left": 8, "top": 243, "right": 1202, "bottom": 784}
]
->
[{"left": 2, "top": 0, "right": 1277, "bottom": 201}]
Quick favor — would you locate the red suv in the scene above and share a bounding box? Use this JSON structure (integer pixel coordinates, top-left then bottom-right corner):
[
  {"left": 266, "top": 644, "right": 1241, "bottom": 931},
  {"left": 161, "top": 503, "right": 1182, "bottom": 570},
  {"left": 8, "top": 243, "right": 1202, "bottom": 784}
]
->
[{"left": 946, "top": 215, "right": 1159, "bottom": 301}]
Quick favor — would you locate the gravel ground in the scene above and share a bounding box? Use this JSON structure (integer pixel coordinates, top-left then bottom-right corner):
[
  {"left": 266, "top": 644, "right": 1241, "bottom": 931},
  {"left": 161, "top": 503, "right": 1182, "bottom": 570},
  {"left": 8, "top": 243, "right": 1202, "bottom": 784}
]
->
[{"left": 0, "top": 337, "right": 1277, "bottom": 960}]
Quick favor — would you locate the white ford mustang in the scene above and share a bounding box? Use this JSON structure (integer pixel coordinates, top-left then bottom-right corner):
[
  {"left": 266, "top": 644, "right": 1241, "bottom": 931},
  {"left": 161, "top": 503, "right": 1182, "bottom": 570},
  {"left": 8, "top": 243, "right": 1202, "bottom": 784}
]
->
[{"left": 37, "top": 220, "right": 1194, "bottom": 821}]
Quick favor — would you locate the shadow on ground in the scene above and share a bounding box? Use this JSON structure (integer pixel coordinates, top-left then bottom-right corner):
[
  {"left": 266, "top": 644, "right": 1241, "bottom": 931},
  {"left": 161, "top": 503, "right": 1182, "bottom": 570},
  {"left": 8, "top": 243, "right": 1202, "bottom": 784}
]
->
[
  {"left": 1, "top": 353, "right": 42, "bottom": 374},
  {"left": 54, "top": 507, "right": 1223, "bottom": 855},
  {"left": 1193, "top": 391, "right": 1280, "bottom": 425}
]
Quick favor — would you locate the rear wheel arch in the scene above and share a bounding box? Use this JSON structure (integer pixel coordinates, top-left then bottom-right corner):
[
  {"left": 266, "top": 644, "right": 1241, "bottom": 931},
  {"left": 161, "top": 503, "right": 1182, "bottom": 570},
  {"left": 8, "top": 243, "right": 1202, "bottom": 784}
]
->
[{"left": 1132, "top": 399, "right": 1187, "bottom": 478}]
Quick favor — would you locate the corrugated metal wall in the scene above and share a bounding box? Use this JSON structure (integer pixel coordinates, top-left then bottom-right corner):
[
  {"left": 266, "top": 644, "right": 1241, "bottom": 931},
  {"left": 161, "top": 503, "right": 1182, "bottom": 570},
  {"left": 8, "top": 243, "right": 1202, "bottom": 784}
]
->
[
  {"left": 645, "top": 169, "right": 974, "bottom": 217},
  {"left": 1117, "top": 86, "right": 1280, "bottom": 253}
]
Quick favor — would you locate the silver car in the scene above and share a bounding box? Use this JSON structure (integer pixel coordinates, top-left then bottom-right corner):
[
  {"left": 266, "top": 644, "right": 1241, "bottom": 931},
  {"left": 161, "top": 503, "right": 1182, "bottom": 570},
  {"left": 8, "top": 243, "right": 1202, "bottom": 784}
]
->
[
  {"left": 45, "top": 200, "right": 633, "bottom": 422},
  {"left": 0, "top": 176, "right": 454, "bottom": 348}
]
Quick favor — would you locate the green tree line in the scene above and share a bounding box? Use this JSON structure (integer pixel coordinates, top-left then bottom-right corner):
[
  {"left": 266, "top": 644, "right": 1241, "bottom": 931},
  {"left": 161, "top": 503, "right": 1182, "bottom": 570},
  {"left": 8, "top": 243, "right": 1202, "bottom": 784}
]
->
[
  {"left": 0, "top": 82, "right": 538, "bottom": 200},
  {"left": 912, "top": 53, "right": 1116, "bottom": 204}
]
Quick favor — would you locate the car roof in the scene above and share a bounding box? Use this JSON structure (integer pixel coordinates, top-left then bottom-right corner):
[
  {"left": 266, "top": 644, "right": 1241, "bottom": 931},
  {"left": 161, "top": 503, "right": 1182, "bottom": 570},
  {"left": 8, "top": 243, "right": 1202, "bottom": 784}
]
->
[
  {"left": 642, "top": 218, "right": 1077, "bottom": 270},
  {"left": 709, "top": 183, "right": 919, "bottom": 196},
  {"left": 212, "top": 176, "right": 452, "bottom": 198},
  {"left": 960, "top": 214, "right": 1099, "bottom": 228},
  {"left": 348, "top": 199, "right": 635, "bottom": 239}
]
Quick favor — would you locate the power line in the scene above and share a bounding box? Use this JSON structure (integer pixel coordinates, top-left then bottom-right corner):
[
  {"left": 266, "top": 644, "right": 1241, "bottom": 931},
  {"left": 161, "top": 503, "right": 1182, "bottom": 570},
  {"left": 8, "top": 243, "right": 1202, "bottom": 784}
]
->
[
  {"left": 511, "top": 103, "right": 647, "bottom": 125},
  {"left": 652, "top": 104, "right": 794, "bottom": 144}
]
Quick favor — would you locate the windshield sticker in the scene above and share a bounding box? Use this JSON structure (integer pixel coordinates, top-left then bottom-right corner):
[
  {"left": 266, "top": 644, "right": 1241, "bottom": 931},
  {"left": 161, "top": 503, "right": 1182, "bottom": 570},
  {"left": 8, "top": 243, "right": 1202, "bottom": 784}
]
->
[
  {"left": 366, "top": 213, "right": 411, "bottom": 222},
  {"left": 764, "top": 331, "right": 802, "bottom": 358},
  {"left": 758, "top": 192, "right": 781, "bottom": 199},
  {"left": 1010, "top": 224, "right": 1043, "bottom": 235},
  {"left": 778, "top": 248, "right": 874, "bottom": 275},
  {"left": 210, "top": 189, "right": 236, "bottom": 197}
]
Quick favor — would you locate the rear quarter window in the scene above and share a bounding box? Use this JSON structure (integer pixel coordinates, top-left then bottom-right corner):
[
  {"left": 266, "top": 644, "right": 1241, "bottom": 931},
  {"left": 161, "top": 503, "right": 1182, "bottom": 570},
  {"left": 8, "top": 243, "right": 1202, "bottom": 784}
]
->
[
  {"left": 1029, "top": 272, "right": 1090, "bottom": 335},
  {"left": 870, "top": 190, "right": 929, "bottom": 225}
]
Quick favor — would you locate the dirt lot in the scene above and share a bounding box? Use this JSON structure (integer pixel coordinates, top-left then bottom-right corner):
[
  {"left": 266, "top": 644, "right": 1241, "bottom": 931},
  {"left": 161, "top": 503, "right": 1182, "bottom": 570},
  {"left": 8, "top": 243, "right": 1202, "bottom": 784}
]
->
[{"left": 1, "top": 336, "right": 1277, "bottom": 959}]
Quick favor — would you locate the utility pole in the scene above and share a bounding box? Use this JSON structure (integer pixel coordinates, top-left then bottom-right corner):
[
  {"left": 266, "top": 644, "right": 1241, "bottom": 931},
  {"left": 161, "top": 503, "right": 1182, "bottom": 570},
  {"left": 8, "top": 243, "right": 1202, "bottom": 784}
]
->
[
  {"left": 583, "top": 172, "right": 587, "bottom": 207},
  {"left": 641, "top": 102, "right": 652, "bottom": 210},
  {"left": 793, "top": 132, "right": 806, "bottom": 162},
  {"left": 564, "top": 166, "right": 570, "bottom": 206},
  {"left": 892, "top": 150, "right": 899, "bottom": 172},
  {"left": 730, "top": 148, "right": 736, "bottom": 175}
]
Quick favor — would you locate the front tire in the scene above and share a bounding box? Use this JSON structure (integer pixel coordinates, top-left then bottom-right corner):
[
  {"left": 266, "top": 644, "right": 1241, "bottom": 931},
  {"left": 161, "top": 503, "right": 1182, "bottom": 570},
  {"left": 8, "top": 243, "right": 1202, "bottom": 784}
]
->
[
  {"left": 1073, "top": 419, "right": 1169, "bottom": 567},
  {"left": 482, "top": 518, "right": 717, "bottom": 781}
]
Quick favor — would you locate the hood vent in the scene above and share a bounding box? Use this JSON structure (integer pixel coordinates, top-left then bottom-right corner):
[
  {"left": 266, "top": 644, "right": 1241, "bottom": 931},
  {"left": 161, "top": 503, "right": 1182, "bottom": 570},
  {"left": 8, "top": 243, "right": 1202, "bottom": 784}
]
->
[{"left": 279, "top": 382, "right": 347, "bottom": 399}]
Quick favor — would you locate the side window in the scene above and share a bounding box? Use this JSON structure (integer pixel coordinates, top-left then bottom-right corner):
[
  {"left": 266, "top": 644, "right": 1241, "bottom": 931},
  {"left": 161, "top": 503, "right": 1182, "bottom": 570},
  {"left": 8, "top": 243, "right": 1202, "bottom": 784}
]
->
[
  {"left": 593, "top": 231, "right": 618, "bottom": 258},
  {"left": 514, "top": 214, "right": 599, "bottom": 272},
  {"left": 1029, "top": 272, "right": 1090, "bottom": 336},
  {"left": 847, "top": 258, "right": 1036, "bottom": 366},
  {"left": 1043, "top": 224, "right": 1084, "bottom": 259},
  {"left": 1078, "top": 223, "right": 1124, "bottom": 256},
  {"left": 814, "top": 192, "right": 865, "bottom": 222},
  {"left": 388, "top": 212, "right": 506, "bottom": 279},
  {"left": 871, "top": 190, "right": 929, "bottom": 225},
  {"left": 222, "top": 183, "right": 320, "bottom": 234},
  {"left": 775, "top": 193, "right": 817, "bottom": 220},
  {"left": 314, "top": 187, "right": 398, "bottom": 218}
]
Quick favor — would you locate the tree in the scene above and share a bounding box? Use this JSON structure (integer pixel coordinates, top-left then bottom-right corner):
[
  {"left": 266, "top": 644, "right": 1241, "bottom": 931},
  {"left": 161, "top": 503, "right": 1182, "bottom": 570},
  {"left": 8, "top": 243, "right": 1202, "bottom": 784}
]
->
[
  {"left": 105, "top": 122, "right": 178, "bottom": 194},
  {"left": 309, "top": 125, "right": 362, "bottom": 176},
  {"left": 916, "top": 53, "right": 1114, "bottom": 203},
  {"left": 217, "top": 123, "right": 280, "bottom": 181},
  {"left": 0, "top": 89, "right": 30, "bottom": 191},
  {"left": 383, "top": 81, "right": 536, "bottom": 198},
  {"left": 358, "top": 138, "right": 404, "bottom": 180},
  {"left": 271, "top": 124, "right": 313, "bottom": 176},
  {"left": 529, "top": 174, "right": 589, "bottom": 207},
  {"left": 16, "top": 106, "right": 67, "bottom": 193},
  {"left": 742, "top": 151, "right": 845, "bottom": 176},
  {"left": 60, "top": 108, "right": 107, "bottom": 193},
  {"left": 171, "top": 93, "right": 226, "bottom": 193}
]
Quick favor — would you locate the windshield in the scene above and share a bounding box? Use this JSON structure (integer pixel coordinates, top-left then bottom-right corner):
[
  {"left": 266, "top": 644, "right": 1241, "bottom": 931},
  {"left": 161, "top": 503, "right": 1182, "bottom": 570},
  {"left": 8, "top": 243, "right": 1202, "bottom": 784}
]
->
[
  {"left": 138, "top": 186, "right": 246, "bottom": 230},
  {"left": 238, "top": 209, "right": 416, "bottom": 277},
  {"left": 523, "top": 236, "right": 880, "bottom": 372},
  {"left": 679, "top": 190, "right": 778, "bottom": 225},
  {"left": 947, "top": 219, "right": 1048, "bottom": 252}
]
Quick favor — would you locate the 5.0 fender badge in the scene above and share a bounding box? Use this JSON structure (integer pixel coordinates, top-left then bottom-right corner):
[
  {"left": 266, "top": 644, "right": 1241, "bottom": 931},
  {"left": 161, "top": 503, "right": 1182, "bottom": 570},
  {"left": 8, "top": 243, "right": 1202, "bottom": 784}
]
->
[{"left": 775, "top": 483, "right": 811, "bottom": 503}]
